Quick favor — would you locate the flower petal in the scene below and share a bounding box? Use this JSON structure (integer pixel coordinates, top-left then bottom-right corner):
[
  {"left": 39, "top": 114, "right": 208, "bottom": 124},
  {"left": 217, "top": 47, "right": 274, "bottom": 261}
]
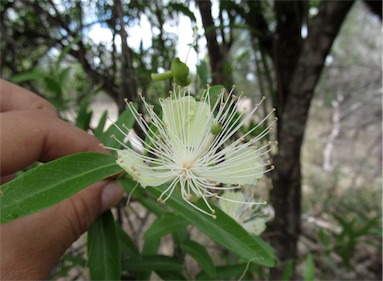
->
[
  {"left": 245, "top": 218, "right": 267, "bottom": 236},
  {"left": 160, "top": 96, "right": 212, "bottom": 149},
  {"left": 117, "top": 150, "right": 174, "bottom": 187},
  {"left": 196, "top": 147, "right": 265, "bottom": 185},
  {"left": 220, "top": 191, "right": 243, "bottom": 216}
]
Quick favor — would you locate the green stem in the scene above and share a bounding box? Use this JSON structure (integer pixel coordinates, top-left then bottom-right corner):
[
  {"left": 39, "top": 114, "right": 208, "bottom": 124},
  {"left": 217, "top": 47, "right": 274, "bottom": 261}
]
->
[{"left": 151, "top": 71, "right": 173, "bottom": 81}]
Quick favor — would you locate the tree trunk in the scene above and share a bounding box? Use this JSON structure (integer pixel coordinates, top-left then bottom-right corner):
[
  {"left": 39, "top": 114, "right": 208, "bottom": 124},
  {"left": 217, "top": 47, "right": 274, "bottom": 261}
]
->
[
  {"left": 269, "top": 1, "right": 355, "bottom": 278},
  {"left": 196, "top": 0, "right": 224, "bottom": 85},
  {"left": 115, "top": 0, "right": 137, "bottom": 112}
]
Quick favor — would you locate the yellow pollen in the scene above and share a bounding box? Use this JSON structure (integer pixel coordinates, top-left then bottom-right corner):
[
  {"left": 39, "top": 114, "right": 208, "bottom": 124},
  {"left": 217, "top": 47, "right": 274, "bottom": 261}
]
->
[{"left": 183, "top": 162, "right": 192, "bottom": 169}]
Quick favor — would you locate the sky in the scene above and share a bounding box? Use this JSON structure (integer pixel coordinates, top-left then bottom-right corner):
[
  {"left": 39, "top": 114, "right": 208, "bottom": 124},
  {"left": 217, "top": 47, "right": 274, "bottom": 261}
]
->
[{"left": 87, "top": 2, "right": 214, "bottom": 73}]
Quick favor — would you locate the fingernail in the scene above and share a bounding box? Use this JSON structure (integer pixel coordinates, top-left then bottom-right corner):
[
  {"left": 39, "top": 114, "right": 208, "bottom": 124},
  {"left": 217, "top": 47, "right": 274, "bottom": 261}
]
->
[{"left": 101, "top": 182, "right": 124, "bottom": 212}]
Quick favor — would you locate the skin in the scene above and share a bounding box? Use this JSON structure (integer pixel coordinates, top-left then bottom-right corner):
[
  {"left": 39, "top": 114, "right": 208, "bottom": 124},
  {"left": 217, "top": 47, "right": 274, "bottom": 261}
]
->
[{"left": 0, "top": 80, "right": 124, "bottom": 279}]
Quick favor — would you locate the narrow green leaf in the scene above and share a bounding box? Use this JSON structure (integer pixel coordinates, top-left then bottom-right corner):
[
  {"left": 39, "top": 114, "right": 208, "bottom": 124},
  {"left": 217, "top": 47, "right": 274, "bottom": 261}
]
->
[
  {"left": 142, "top": 238, "right": 160, "bottom": 256},
  {"left": 196, "top": 61, "right": 208, "bottom": 86},
  {"left": 52, "top": 254, "right": 86, "bottom": 279},
  {"left": 10, "top": 70, "right": 45, "bottom": 83},
  {"left": 135, "top": 185, "right": 276, "bottom": 267},
  {"left": 136, "top": 238, "right": 160, "bottom": 281},
  {"left": 122, "top": 255, "right": 182, "bottom": 272},
  {"left": 120, "top": 178, "right": 167, "bottom": 217},
  {"left": 94, "top": 110, "right": 109, "bottom": 139},
  {"left": 304, "top": 254, "right": 315, "bottom": 281},
  {"left": 88, "top": 210, "right": 121, "bottom": 280},
  {"left": 57, "top": 67, "right": 71, "bottom": 85},
  {"left": 318, "top": 228, "right": 330, "bottom": 248},
  {"left": 207, "top": 85, "right": 225, "bottom": 106},
  {"left": 115, "top": 223, "right": 140, "bottom": 259},
  {"left": 357, "top": 215, "right": 382, "bottom": 236},
  {"left": 196, "top": 263, "right": 257, "bottom": 280},
  {"left": 144, "top": 213, "right": 188, "bottom": 241},
  {"left": 76, "top": 100, "right": 93, "bottom": 130},
  {"left": 181, "top": 240, "right": 216, "bottom": 277},
  {"left": 101, "top": 108, "right": 136, "bottom": 148},
  {"left": 281, "top": 260, "right": 294, "bottom": 281},
  {"left": 0, "top": 152, "right": 122, "bottom": 224},
  {"left": 156, "top": 270, "right": 186, "bottom": 280},
  {"left": 139, "top": 223, "right": 162, "bottom": 281},
  {"left": 44, "top": 76, "right": 63, "bottom": 98},
  {"left": 208, "top": 84, "right": 224, "bottom": 96}
]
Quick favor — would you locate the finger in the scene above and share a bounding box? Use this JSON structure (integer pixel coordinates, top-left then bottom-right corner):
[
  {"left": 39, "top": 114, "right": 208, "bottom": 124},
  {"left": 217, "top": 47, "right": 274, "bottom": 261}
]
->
[
  {"left": 0, "top": 181, "right": 123, "bottom": 280},
  {"left": 0, "top": 110, "right": 108, "bottom": 176},
  {"left": 0, "top": 79, "right": 57, "bottom": 115}
]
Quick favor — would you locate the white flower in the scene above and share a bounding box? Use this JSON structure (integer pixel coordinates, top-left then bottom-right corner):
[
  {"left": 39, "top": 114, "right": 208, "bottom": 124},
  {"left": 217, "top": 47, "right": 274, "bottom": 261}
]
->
[
  {"left": 220, "top": 190, "right": 274, "bottom": 235},
  {"left": 109, "top": 85, "right": 276, "bottom": 218}
]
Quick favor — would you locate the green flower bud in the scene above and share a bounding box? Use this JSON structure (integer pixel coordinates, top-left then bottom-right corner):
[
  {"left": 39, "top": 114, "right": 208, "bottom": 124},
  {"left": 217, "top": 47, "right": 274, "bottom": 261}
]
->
[
  {"left": 171, "top": 57, "right": 189, "bottom": 82},
  {"left": 173, "top": 77, "right": 191, "bottom": 87},
  {"left": 211, "top": 122, "right": 222, "bottom": 135}
]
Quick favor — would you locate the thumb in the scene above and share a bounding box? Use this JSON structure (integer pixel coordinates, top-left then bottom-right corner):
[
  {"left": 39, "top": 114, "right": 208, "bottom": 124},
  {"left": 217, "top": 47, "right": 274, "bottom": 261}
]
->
[
  {"left": 0, "top": 181, "right": 124, "bottom": 280},
  {"left": 59, "top": 181, "right": 124, "bottom": 242}
]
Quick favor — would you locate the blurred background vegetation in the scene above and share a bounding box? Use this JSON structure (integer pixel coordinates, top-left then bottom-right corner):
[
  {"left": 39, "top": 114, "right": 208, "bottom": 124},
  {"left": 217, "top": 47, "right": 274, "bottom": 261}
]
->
[{"left": 1, "top": 0, "right": 381, "bottom": 280}]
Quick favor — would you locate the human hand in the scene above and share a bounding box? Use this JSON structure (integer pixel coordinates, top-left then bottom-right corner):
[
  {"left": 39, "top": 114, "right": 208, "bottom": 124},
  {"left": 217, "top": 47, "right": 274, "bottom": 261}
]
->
[{"left": 0, "top": 80, "right": 124, "bottom": 279}]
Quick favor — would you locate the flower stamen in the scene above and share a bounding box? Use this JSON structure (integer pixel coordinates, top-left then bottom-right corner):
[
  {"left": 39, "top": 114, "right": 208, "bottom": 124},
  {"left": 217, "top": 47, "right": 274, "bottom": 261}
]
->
[{"left": 111, "top": 85, "right": 276, "bottom": 217}]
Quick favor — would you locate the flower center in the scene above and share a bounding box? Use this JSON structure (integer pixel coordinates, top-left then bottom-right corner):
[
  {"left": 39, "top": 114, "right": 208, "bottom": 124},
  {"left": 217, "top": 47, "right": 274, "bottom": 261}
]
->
[
  {"left": 183, "top": 162, "right": 192, "bottom": 169},
  {"left": 180, "top": 161, "right": 194, "bottom": 180}
]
